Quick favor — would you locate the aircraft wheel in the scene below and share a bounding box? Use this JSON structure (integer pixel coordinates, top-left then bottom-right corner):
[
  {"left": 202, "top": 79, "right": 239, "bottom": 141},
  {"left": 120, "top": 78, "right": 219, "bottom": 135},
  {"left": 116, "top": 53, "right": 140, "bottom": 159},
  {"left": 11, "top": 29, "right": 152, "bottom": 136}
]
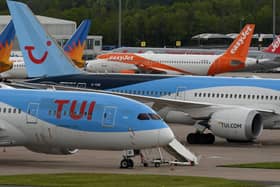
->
[
  {"left": 186, "top": 133, "right": 198, "bottom": 144},
  {"left": 120, "top": 159, "right": 129, "bottom": 169},
  {"left": 154, "top": 162, "right": 160, "bottom": 167},
  {"left": 187, "top": 133, "right": 215, "bottom": 144},
  {"left": 127, "top": 159, "right": 134, "bottom": 168}
]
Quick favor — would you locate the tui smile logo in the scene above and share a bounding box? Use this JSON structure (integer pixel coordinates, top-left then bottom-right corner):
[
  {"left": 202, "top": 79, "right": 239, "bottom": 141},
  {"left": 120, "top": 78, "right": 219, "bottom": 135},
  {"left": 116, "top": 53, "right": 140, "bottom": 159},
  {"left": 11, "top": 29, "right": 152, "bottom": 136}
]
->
[{"left": 24, "top": 41, "right": 52, "bottom": 64}]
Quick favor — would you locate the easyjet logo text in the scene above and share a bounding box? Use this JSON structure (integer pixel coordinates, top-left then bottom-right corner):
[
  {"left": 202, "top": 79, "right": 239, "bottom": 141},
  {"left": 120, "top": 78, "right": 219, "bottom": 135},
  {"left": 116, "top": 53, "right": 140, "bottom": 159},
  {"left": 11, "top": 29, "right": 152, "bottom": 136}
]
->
[
  {"left": 230, "top": 26, "right": 253, "bottom": 54},
  {"left": 54, "top": 100, "right": 96, "bottom": 120},
  {"left": 271, "top": 36, "right": 280, "bottom": 52},
  {"left": 108, "top": 55, "right": 134, "bottom": 61}
]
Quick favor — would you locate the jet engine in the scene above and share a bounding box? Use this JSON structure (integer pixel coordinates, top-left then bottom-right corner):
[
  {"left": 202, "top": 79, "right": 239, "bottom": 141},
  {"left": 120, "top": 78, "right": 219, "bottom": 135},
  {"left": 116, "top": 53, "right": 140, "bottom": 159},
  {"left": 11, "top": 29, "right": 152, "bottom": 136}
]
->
[
  {"left": 209, "top": 108, "right": 263, "bottom": 141},
  {"left": 25, "top": 146, "right": 79, "bottom": 155}
]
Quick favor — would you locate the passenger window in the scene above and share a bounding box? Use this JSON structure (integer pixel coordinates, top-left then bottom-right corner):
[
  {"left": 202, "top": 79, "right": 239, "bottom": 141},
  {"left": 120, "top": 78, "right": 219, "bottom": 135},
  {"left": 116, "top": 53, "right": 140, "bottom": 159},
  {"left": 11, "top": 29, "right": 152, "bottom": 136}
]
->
[
  {"left": 8, "top": 108, "right": 11, "bottom": 113},
  {"left": 137, "top": 113, "right": 150, "bottom": 120},
  {"left": 13, "top": 108, "right": 17, "bottom": 113}
]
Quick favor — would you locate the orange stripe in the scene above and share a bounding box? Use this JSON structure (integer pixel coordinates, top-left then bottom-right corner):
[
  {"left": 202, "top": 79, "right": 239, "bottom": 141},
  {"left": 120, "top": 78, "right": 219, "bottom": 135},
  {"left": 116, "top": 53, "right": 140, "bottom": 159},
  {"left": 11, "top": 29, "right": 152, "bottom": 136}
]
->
[{"left": 97, "top": 53, "right": 194, "bottom": 74}]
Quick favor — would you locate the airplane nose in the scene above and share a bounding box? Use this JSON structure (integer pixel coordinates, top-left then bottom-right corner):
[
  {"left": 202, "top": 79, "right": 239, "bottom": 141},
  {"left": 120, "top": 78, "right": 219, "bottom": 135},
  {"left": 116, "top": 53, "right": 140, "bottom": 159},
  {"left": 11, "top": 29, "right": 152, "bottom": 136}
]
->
[{"left": 158, "top": 126, "right": 175, "bottom": 146}]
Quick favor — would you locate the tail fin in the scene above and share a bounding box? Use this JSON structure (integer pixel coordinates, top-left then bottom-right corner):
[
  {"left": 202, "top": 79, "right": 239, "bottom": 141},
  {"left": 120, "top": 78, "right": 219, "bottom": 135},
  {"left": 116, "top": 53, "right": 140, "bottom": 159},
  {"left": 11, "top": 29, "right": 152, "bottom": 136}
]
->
[
  {"left": 262, "top": 35, "right": 280, "bottom": 54},
  {"left": 6, "top": 0, "right": 82, "bottom": 78},
  {"left": 223, "top": 24, "right": 255, "bottom": 62},
  {"left": 64, "top": 19, "right": 91, "bottom": 68},
  {"left": 207, "top": 24, "right": 255, "bottom": 75},
  {"left": 0, "top": 20, "right": 15, "bottom": 72}
]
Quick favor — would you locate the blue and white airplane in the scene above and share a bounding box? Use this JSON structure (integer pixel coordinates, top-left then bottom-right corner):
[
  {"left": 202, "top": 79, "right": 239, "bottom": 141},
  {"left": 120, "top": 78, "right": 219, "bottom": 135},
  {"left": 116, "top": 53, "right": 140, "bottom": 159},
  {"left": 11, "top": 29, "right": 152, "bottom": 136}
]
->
[
  {"left": 0, "top": 85, "right": 174, "bottom": 168},
  {"left": 7, "top": 0, "right": 280, "bottom": 145}
]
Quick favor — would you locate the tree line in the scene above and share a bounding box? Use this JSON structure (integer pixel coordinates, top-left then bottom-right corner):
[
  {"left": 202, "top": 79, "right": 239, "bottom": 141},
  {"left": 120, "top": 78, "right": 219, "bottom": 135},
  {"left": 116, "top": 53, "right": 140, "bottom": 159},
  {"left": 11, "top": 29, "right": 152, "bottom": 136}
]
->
[{"left": 0, "top": 0, "right": 279, "bottom": 47}]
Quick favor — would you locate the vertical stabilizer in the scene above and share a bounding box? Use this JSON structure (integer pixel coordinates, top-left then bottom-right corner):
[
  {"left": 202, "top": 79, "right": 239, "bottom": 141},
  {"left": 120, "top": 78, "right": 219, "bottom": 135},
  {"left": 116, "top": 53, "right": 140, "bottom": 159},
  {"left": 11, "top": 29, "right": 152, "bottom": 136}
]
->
[
  {"left": 0, "top": 20, "right": 15, "bottom": 72},
  {"left": 7, "top": 0, "right": 82, "bottom": 78},
  {"left": 262, "top": 35, "right": 280, "bottom": 54},
  {"left": 64, "top": 19, "right": 91, "bottom": 68},
  {"left": 207, "top": 24, "right": 255, "bottom": 75}
]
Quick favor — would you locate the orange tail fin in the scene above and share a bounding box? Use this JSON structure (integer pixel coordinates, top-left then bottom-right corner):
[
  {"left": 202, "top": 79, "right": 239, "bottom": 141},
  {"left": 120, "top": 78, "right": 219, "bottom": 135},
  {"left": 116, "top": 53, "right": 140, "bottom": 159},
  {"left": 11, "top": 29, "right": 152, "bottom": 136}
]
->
[
  {"left": 207, "top": 24, "right": 255, "bottom": 75},
  {"left": 223, "top": 24, "right": 255, "bottom": 62}
]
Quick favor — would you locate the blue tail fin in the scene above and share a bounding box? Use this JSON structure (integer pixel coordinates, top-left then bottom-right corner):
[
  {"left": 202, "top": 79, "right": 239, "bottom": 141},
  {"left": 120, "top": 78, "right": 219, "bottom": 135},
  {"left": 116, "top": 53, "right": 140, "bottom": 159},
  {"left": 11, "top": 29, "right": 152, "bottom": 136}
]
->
[
  {"left": 0, "top": 20, "right": 15, "bottom": 46},
  {"left": 7, "top": 0, "right": 82, "bottom": 78},
  {"left": 63, "top": 19, "right": 91, "bottom": 68},
  {"left": 0, "top": 20, "right": 15, "bottom": 72}
]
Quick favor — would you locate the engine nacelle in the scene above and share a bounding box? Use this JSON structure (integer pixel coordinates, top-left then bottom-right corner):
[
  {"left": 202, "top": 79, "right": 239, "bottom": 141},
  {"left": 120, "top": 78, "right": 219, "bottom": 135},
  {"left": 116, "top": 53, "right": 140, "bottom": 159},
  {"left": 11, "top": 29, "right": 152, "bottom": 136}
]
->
[
  {"left": 25, "top": 146, "right": 79, "bottom": 155},
  {"left": 164, "top": 111, "right": 195, "bottom": 124},
  {"left": 209, "top": 108, "right": 263, "bottom": 141}
]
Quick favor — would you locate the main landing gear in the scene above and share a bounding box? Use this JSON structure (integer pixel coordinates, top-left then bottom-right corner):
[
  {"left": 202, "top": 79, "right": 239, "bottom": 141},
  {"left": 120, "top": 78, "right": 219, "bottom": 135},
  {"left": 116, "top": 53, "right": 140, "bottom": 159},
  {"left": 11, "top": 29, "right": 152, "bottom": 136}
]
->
[{"left": 187, "top": 132, "right": 215, "bottom": 144}]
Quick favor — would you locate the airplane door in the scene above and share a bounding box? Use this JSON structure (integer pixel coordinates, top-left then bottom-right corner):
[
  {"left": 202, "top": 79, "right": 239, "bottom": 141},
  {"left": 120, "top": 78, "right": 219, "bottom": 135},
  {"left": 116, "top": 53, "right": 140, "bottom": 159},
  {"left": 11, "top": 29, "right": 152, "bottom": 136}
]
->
[
  {"left": 175, "top": 87, "right": 186, "bottom": 100},
  {"left": 102, "top": 106, "right": 117, "bottom": 128},
  {"left": 26, "top": 103, "right": 39, "bottom": 124}
]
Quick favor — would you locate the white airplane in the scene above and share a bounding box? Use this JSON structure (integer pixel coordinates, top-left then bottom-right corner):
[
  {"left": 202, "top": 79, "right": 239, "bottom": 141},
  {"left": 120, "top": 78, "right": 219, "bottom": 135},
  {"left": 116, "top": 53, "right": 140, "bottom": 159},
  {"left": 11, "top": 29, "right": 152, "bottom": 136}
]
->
[{"left": 86, "top": 28, "right": 280, "bottom": 75}]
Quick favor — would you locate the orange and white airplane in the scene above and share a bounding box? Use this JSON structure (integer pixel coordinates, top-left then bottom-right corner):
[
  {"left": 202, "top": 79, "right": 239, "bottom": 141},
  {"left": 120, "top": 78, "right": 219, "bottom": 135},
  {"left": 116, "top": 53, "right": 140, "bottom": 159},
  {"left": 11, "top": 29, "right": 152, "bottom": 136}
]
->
[{"left": 86, "top": 24, "right": 276, "bottom": 75}]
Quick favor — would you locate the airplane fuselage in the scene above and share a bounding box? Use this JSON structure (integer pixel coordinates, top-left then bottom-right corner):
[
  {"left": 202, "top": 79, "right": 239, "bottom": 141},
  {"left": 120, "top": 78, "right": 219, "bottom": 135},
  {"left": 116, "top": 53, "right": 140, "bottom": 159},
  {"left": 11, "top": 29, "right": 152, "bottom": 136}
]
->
[
  {"left": 0, "top": 88, "right": 173, "bottom": 150},
  {"left": 27, "top": 74, "right": 280, "bottom": 129}
]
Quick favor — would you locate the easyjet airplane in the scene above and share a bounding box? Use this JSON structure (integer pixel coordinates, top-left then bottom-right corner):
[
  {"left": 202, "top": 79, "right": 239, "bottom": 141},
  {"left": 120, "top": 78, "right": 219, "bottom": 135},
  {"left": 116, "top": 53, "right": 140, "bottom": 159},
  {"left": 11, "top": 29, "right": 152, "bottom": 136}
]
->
[
  {"left": 86, "top": 26, "right": 280, "bottom": 75},
  {"left": 10, "top": 0, "right": 280, "bottom": 146},
  {"left": 0, "top": 19, "right": 91, "bottom": 78}
]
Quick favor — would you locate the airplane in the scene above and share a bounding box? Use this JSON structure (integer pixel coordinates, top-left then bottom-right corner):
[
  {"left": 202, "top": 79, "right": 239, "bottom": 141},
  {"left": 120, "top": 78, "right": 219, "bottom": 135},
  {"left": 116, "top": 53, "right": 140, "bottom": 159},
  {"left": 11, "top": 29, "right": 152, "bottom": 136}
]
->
[
  {"left": 0, "top": 19, "right": 91, "bottom": 79},
  {"left": 0, "top": 20, "right": 15, "bottom": 73},
  {"left": 86, "top": 30, "right": 280, "bottom": 75},
  {"left": 8, "top": 0, "right": 280, "bottom": 145},
  {"left": 0, "top": 84, "right": 174, "bottom": 168}
]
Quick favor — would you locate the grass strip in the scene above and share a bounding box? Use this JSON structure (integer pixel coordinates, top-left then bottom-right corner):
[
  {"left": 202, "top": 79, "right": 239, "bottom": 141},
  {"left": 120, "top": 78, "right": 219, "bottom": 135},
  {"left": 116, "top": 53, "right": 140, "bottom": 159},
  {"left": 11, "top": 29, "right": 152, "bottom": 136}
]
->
[
  {"left": 220, "top": 162, "right": 280, "bottom": 169},
  {"left": 0, "top": 173, "right": 261, "bottom": 187}
]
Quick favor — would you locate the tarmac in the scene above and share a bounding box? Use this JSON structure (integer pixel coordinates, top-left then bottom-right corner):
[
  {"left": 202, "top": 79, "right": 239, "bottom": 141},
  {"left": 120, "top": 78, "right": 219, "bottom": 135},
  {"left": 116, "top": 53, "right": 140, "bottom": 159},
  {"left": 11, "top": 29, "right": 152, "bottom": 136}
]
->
[{"left": 0, "top": 125, "right": 279, "bottom": 184}]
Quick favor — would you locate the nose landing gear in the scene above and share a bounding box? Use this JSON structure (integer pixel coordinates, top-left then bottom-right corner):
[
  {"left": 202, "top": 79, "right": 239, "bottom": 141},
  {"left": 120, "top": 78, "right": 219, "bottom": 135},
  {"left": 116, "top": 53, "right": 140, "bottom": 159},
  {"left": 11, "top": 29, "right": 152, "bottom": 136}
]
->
[
  {"left": 120, "top": 149, "right": 140, "bottom": 169},
  {"left": 120, "top": 158, "right": 134, "bottom": 168}
]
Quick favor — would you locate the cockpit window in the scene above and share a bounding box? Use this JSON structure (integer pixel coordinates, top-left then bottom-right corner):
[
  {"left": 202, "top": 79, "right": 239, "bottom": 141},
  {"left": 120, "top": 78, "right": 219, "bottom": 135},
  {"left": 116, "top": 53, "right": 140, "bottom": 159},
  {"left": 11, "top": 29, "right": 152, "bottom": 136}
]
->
[
  {"left": 137, "top": 113, "right": 150, "bottom": 120},
  {"left": 148, "top": 113, "right": 161, "bottom": 120}
]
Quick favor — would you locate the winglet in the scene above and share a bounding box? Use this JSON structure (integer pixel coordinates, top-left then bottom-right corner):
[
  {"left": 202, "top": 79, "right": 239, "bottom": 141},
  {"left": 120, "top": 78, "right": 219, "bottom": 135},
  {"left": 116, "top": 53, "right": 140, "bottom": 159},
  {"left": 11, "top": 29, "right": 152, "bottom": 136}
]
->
[
  {"left": 64, "top": 19, "right": 91, "bottom": 68},
  {"left": 207, "top": 24, "right": 255, "bottom": 75},
  {"left": 262, "top": 35, "right": 280, "bottom": 54},
  {"left": 6, "top": 0, "right": 82, "bottom": 78},
  {"left": 0, "top": 20, "right": 15, "bottom": 72}
]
